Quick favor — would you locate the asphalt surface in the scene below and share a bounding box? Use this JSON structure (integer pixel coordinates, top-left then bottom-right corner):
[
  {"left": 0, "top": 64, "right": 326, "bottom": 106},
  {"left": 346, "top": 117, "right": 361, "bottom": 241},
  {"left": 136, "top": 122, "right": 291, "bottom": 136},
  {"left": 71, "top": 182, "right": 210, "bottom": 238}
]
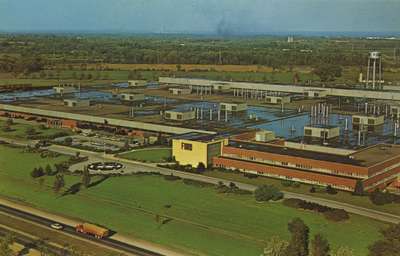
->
[{"left": 0, "top": 204, "right": 163, "bottom": 256}]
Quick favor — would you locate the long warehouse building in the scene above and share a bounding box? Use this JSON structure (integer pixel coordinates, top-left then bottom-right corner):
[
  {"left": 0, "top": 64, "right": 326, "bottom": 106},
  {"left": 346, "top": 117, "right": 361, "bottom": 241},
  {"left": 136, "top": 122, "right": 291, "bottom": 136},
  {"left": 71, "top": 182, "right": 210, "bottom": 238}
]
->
[
  {"left": 0, "top": 104, "right": 215, "bottom": 135},
  {"left": 159, "top": 77, "right": 400, "bottom": 101}
]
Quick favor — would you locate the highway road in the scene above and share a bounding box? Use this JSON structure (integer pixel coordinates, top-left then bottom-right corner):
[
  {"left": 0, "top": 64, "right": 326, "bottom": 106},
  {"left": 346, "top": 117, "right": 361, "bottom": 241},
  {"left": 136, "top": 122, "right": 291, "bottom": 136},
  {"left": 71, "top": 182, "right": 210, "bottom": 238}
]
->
[{"left": 0, "top": 204, "right": 164, "bottom": 256}]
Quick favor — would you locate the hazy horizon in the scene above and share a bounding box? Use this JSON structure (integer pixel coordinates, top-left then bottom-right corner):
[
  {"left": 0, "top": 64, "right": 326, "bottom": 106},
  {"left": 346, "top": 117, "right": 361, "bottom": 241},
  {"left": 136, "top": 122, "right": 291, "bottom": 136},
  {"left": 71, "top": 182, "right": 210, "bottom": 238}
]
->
[{"left": 1, "top": 0, "right": 400, "bottom": 36}]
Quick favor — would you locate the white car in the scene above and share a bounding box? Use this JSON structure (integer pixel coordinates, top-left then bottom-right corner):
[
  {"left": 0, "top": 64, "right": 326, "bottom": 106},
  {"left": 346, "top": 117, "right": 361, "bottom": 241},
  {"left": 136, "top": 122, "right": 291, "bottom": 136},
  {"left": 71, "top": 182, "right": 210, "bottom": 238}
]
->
[{"left": 50, "top": 223, "right": 63, "bottom": 230}]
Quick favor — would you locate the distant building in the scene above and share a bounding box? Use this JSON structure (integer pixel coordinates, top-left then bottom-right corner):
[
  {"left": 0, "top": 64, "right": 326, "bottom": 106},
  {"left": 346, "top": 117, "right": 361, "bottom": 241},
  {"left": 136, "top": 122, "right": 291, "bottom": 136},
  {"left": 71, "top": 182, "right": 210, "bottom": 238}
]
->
[
  {"left": 169, "top": 87, "right": 192, "bottom": 95},
  {"left": 172, "top": 132, "right": 227, "bottom": 168},
  {"left": 220, "top": 102, "right": 247, "bottom": 112},
  {"left": 265, "top": 95, "right": 291, "bottom": 104},
  {"left": 305, "top": 89, "right": 328, "bottom": 98},
  {"left": 63, "top": 99, "right": 91, "bottom": 108},
  {"left": 128, "top": 80, "right": 146, "bottom": 87},
  {"left": 352, "top": 114, "right": 384, "bottom": 127},
  {"left": 53, "top": 86, "right": 75, "bottom": 94},
  {"left": 255, "top": 130, "right": 276, "bottom": 142},
  {"left": 165, "top": 109, "right": 196, "bottom": 121},
  {"left": 119, "top": 93, "right": 145, "bottom": 102},
  {"left": 304, "top": 125, "right": 340, "bottom": 140}
]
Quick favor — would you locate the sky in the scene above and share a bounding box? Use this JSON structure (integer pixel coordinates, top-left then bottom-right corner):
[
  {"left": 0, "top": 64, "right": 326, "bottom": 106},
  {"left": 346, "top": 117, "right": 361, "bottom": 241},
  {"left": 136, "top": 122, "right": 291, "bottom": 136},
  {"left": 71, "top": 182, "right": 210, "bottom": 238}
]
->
[{"left": 0, "top": 0, "right": 399, "bottom": 35}]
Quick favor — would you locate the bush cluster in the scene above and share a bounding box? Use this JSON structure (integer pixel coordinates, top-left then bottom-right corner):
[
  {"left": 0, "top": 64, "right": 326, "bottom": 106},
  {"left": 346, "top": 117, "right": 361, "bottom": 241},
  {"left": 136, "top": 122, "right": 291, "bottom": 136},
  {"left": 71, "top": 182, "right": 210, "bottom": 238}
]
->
[
  {"left": 369, "top": 189, "right": 400, "bottom": 205},
  {"left": 283, "top": 198, "right": 349, "bottom": 222},
  {"left": 254, "top": 185, "right": 283, "bottom": 202}
]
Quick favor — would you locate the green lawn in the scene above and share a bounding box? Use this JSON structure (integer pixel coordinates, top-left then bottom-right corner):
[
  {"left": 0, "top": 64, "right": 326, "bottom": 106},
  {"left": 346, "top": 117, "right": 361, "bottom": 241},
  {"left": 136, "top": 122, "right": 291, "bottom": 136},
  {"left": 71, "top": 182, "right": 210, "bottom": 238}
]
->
[
  {"left": 0, "top": 119, "right": 72, "bottom": 140},
  {"left": 119, "top": 148, "right": 171, "bottom": 163},
  {"left": 0, "top": 145, "right": 387, "bottom": 256},
  {"left": 205, "top": 170, "right": 400, "bottom": 216}
]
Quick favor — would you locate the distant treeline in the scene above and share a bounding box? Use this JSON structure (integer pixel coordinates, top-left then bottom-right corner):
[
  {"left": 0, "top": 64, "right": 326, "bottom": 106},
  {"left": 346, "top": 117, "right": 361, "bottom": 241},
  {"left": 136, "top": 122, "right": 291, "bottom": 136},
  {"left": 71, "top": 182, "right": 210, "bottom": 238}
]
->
[{"left": 0, "top": 34, "right": 399, "bottom": 70}]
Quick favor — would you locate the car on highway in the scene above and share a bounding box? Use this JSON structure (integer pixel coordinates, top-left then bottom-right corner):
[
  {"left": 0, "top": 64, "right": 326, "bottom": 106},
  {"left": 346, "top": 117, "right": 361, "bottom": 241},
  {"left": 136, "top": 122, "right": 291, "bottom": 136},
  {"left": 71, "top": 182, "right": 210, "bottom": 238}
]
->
[{"left": 50, "top": 223, "right": 64, "bottom": 230}]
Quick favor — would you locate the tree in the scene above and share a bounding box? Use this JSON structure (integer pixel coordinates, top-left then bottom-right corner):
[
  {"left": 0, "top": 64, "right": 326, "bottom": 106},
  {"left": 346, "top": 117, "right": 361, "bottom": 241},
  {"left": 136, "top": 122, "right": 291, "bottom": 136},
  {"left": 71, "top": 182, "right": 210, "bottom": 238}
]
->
[
  {"left": 45, "top": 164, "right": 52, "bottom": 175},
  {"left": 353, "top": 180, "right": 364, "bottom": 196},
  {"left": 263, "top": 236, "right": 289, "bottom": 256},
  {"left": 25, "top": 126, "right": 36, "bottom": 136},
  {"left": 5, "top": 118, "right": 13, "bottom": 126},
  {"left": 311, "top": 233, "right": 330, "bottom": 256},
  {"left": 254, "top": 185, "right": 283, "bottom": 202},
  {"left": 31, "top": 167, "right": 44, "bottom": 178},
  {"left": 0, "top": 233, "right": 14, "bottom": 256},
  {"left": 325, "top": 185, "right": 338, "bottom": 195},
  {"left": 286, "top": 218, "right": 309, "bottom": 256},
  {"left": 82, "top": 165, "right": 91, "bottom": 188},
  {"left": 332, "top": 247, "right": 354, "bottom": 256},
  {"left": 313, "top": 64, "right": 342, "bottom": 82},
  {"left": 53, "top": 174, "right": 65, "bottom": 194},
  {"left": 369, "top": 223, "right": 400, "bottom": 256}
]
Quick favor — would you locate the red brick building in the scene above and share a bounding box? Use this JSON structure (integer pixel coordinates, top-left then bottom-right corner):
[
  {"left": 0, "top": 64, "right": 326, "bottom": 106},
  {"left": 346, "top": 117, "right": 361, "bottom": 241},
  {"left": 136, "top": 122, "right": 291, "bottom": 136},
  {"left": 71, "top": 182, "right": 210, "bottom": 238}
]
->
[{"left": 213, "top": 140, "right": 400, "bottom": 192}]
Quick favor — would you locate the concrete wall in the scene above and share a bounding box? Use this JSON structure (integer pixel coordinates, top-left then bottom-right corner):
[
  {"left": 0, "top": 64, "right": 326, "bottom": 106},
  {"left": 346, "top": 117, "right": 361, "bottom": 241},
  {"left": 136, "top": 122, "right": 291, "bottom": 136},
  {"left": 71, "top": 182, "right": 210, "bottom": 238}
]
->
[
  {"left": 352, "top": 115, "right": 385, "bottom": 126},
  {"left": 173, "top": 139, "right": 224, "bottom": 168},
  {"left": 160, "top": 77, "right": 400, "bottom": 101},
  {"left": 120, "top": 93, "right": 145, "bottom": 102},
  {"left": 165, "top": 110, "right": 196, "bottom": 121},
  {"left": 304, "top": 126, "right": 340, "bottom": 139},
  {"left": 220, "top": 102, "right": 247, "bottom": 112},
  {"left": 0, "top": 104, "right": 215, "bottom": 135}
]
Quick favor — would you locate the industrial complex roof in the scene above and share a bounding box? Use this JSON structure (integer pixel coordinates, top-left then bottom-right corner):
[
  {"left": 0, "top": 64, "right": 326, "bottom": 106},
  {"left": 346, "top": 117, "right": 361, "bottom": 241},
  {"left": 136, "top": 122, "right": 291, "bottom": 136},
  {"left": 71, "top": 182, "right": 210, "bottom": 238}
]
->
[
  {"left": 228, "top": 141, "right": 400, "bottom": 167},
  {"left": 350, "top": 144, "right": 400, "bottom": 167}
]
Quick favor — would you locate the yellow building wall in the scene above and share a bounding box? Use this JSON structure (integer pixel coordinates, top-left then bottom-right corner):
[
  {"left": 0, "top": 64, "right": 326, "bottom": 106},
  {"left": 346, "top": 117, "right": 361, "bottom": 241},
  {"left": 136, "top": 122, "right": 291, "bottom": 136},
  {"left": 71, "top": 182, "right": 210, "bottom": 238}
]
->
[{"left": 172, "top": 139, "right": 225, "bottom": 168}]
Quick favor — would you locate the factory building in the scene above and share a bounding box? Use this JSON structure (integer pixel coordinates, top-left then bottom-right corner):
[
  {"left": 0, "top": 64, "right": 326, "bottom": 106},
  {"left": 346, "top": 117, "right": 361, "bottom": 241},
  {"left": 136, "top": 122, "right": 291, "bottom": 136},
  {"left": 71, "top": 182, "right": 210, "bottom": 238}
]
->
[
  {"left": 164, "top": 109, "right": 196, "bottom": 121},
  {"left": 305, "top": 89, "right": 328, "bottom": 98},
  {"left": 119, "top": 93, "right": 145, "bottom": 102},
  {"left": 128, "top": 80, "right": 146, "bottom": 87},
  {"left": 63, "top": 99, "right": 91, "bottom": 108},
  {"left": 213, "top": 140, "right": 400, "bottom": 192},
  {"left": 169, "top": 87, "right": 192, "bottom": 95},
  {"left": 172, "top": 133, "right": 227, "bottom": 168},
  {"left": 265, "top": 95, "right": 291, "bottom": 104},
  {"left": 220, "top": 102, "right": 248, "bottom": 112},
  {"left": 53, "top": 86, "right": 76, "bottom": 94},
  {"left": 304, "top": 125, "right": 340, "bottom": 140},
  {"left": 352, "top": 114, "right": 385, "bottom": 127}
]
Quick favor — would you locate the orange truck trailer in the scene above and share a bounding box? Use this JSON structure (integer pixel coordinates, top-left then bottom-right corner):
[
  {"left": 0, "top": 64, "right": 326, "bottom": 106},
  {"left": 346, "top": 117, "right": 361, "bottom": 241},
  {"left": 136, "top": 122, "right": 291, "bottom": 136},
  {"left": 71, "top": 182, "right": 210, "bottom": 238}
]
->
[{"left": 75, "top": 223, "right": 109, "bottom": 239}]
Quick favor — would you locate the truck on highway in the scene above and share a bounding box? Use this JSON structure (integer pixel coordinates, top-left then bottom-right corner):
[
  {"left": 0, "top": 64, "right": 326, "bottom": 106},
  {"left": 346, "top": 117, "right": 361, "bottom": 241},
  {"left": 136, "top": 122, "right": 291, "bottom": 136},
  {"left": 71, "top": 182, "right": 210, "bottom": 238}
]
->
[{"left": 75, "top": 223, "right": 110, "bottom": 239}]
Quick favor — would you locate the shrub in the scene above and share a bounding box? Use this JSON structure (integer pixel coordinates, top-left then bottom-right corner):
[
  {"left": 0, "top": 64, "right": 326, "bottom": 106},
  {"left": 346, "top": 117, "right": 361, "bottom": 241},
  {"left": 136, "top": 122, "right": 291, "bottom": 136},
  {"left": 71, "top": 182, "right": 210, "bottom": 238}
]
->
[
  {"left": 369, "top": 189, "right": 396, "bottom": 205},
  {"left": 243, "top": 172, "right": 258, "bottom": 179},
  {"left": 196, "top": 162, "right": 206, "bottom": 173},
  {"left": 164, "top": 174, "right": 181, "bottom": 181},
  {"left": 323, "top": 209, "right": 349, "bottom": 222},
  {"left": 254, "top": 185, "right": 283, "bottom": 202},
  {"left": 281, "top": 180, "right": 293, "bottom": 187},
  {"left": 309, "top": 187, "right": 316, "bottom": 193},
  {"left": 283, "top": 198, "right": 349, "bottom": 222},
  {"left": 326, "top": 185, "right": 338, "bottom": 195},
  {"left": 30, "top": 167, "right": 45, "bottom": 178},
  {"left": 283, "top": 198, "right": 303, "bottom": 208}
]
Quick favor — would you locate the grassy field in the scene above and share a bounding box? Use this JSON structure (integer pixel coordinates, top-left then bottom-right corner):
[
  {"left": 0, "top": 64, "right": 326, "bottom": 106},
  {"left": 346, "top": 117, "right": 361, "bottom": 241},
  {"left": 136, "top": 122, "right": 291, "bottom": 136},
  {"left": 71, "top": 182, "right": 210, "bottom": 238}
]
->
[
  {"left": 205, "top": 170, "right": 400, "bottom": 216},
  {"left": 0, "top": 145, "right": 387, "bottom": 256},
  {"left": 119, "top": 148, "right": 171, "bottom": 163},
  {"left": 0, "top": 119, "right": 72, "bottom": 140}
]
